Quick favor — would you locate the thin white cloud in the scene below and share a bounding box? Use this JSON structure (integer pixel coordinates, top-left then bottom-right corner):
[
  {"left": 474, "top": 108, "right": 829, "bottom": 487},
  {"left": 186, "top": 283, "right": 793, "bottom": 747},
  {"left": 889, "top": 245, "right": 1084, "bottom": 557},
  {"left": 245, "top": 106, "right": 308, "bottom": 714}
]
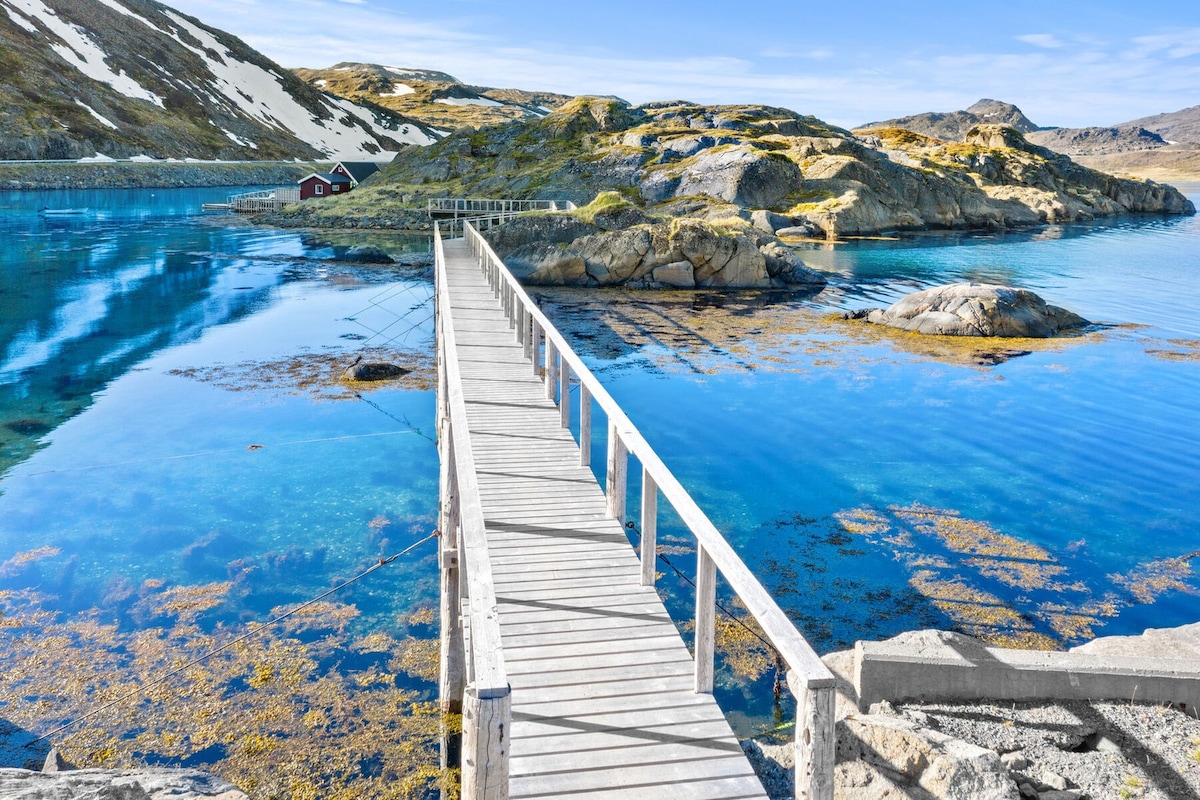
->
[{"left": 1016, "top": 33, "right": 1065, "bottom": 49}]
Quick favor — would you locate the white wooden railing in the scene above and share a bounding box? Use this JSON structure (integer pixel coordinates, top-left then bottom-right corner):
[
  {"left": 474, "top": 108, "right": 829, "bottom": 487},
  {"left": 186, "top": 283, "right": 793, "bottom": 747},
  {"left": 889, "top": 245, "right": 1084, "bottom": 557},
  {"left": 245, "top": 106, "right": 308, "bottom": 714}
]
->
[
  {"left": 461, "top": 221, "right": 837, "bottom": 800},
  {"left": 428, "top": 197, "right": 564, "bottom": 217},
  {"left": 434, "top": 224, "right": 511, "bottom": 798},
  {"left": 228, "top": 186, "right": 301, "bottom": 212}
]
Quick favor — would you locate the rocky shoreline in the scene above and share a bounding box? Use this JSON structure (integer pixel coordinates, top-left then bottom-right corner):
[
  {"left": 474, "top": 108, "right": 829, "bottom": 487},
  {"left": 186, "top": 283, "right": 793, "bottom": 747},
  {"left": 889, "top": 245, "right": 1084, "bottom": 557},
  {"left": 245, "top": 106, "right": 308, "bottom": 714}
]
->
[{"left": 0, "top": 161, "right": 319, "bottom": 190}]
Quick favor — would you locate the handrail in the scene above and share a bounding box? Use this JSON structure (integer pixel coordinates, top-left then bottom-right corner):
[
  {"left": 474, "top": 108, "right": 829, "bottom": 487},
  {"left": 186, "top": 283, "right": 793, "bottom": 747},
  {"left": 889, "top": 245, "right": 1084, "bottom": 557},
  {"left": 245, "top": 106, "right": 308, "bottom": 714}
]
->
[
  {"left": 462, "top": 220, "right": 835, "bottom": 800},
  {"left": 428, "top": 197, "right": 558, "bottom": 215},
  {"left": 434, "top": 224, "right": 511, "bottom": 799}
]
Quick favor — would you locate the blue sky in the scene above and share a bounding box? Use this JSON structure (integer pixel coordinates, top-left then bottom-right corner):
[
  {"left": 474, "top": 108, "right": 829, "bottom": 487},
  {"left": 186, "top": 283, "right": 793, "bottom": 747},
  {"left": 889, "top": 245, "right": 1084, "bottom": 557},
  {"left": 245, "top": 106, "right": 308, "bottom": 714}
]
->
[{"left": 167, "top": 0, "right": 1199, "bottom": 128}]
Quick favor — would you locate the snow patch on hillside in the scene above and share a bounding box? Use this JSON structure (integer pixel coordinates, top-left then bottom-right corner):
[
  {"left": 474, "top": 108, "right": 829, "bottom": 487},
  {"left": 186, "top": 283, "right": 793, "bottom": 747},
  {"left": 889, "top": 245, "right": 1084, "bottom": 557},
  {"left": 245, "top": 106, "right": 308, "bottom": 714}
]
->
[
  {"left": 381, "top": 83, "right": 414, "bottom": 97},
  {"left": 0, "top": 1, "right": 39, "bottom": 32},
  {"left": 160, "top": 10, "right": 433, "bottom": 157},
  {"left": 75, "top": 100, "right": 119, "bottom": 129},
  {"left": 3, "top": 0, "right": 163, "bottom": 106},
  {"left": 435, "top": 97, "right": 502, "bottom": 107}
]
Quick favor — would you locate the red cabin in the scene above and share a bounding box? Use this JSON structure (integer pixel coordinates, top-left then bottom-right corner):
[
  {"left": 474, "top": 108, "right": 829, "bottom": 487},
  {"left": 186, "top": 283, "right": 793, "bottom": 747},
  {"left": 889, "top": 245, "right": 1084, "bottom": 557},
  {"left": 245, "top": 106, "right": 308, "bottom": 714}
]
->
[{"left": 298, "top": 173, "right": 352, "bottom": 200}]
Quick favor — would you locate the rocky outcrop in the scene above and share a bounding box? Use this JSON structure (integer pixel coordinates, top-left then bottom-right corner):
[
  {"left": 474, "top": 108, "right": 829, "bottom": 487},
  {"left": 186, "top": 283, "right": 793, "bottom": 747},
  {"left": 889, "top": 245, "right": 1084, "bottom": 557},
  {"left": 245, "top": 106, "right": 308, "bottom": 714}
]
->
[
  {"left": 0, "top": 768, "right": 249, "bottom": 799},
  {"left": 848, "top": 283, "right": 1089, "bottom": 337},
  {"left": 1025, "top": 126, "right": 1170, "bottom": 157},
  {"left": 488, "top": 215, "right": 826, "bottom": 290},
  {"left": 859, "top": 99, "right": 1041, "bottom": 143}
]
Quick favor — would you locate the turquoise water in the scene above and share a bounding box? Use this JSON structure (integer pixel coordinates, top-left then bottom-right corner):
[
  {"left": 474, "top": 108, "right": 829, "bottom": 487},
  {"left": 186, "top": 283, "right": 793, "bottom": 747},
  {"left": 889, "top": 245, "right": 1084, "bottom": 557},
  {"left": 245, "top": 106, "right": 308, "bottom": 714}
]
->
[
  {"left": 537, "top": 195, "right": 1200, "bottom": 678},
  {"left": 2, "top": 187, "right": 1198, "bottom": 755},
  {"left": 0, "top": 188, "right": 439, "bottom": 627}
]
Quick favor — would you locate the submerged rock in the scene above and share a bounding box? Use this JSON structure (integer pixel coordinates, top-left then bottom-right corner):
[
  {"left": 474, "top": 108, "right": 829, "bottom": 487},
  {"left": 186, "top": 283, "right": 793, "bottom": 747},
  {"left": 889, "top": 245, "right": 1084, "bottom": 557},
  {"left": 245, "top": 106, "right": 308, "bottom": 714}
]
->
[
  {"left": 343, "top": 360, "right": 410, "bottom": 381},
  {"left": 851, "top": 283, "right": 1089, "bottom": 337},
  {"left": 338, "top": 245, "right": 394, "bottom": 264}
]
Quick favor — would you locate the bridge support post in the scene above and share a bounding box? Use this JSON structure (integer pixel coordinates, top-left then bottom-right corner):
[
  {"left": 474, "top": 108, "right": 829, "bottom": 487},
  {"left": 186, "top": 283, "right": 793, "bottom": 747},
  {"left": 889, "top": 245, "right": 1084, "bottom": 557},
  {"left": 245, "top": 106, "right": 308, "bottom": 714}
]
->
[
  {"left": 790, "top": 672, "right": 835, "bottom": 800},
  {"left": 530, "top": 322, "right": 541, "bottom": 376},
  {"left": 579, "top": 385, "right": 592, "bottom": 467},
  {"left": 640, "top": 469, "right": 657, "bottom": 587},
  {"left": 461, "top": 686, "right": 512, "bottom": 800},
  {"left": 604, "top": 422, "right": 626, "bottom": 520},
  {"left": 559, "top": 365, "right": 570, "bottom": 427},
  {"left": 544, "top": 341, "right": 557, "bottom": 401},
  {"left": 694, "top": 544, "right": 716, "bottom": 693},
  {"left": 438, "top": 427, "right": 465, "bottom": 776}
]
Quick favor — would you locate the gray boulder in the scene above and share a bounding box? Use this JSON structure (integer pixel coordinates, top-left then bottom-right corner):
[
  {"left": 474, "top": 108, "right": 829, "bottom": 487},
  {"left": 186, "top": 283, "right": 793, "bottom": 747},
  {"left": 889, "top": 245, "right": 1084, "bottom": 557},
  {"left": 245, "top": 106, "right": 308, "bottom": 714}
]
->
[
  {"left": 838, "top": 715, "right": 1018, "bottom": 800},
  {"left": 0, "top": 768, "right": 248, "bottom": 799},
  {"left": 503, "top": 243, "right": 590, "bottom": 286},
  {"left": 857, "top": 283, "right": 1089, "bottom": 337},
  {"left": 675, "top": 146, "right": 803, "bottom": 208}
]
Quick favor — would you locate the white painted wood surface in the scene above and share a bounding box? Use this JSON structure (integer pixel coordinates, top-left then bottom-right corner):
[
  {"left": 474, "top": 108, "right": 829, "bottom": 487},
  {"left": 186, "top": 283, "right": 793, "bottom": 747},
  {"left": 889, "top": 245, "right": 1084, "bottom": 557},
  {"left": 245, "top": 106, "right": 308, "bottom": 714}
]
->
[{"left": 440, "top": 235, "right": 770, "bottom": 799}]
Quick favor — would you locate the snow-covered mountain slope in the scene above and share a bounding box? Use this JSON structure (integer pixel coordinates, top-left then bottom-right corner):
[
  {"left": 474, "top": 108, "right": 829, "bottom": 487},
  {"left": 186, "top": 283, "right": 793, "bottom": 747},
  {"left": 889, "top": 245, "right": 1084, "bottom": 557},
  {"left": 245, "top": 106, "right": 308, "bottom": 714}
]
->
[{"left": 0, "top": 0, "right": 440, "bottom": 160}]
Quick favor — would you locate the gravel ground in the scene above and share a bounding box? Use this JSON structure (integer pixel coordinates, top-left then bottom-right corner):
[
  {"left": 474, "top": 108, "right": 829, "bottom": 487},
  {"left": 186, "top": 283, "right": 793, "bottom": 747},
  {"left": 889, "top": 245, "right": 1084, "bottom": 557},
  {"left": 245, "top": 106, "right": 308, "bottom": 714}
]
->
[{"left": 894, "top": 699, "right": 1200, "bottom": 799}]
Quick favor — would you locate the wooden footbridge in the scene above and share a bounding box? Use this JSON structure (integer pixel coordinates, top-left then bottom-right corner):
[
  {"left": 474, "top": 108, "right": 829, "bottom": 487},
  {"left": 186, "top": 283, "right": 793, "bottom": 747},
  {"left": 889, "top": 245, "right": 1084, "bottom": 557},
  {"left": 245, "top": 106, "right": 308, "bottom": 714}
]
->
[{"left": 434, "top": 220, "right": 835, "bottom": 799}]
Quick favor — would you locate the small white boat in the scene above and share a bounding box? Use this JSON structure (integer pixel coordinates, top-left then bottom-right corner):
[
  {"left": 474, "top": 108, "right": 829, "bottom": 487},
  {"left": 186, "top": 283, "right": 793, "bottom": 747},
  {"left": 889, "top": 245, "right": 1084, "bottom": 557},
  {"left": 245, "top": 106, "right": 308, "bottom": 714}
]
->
[{"left": 38, "top": 208, "right": 89, "bottom": 216}]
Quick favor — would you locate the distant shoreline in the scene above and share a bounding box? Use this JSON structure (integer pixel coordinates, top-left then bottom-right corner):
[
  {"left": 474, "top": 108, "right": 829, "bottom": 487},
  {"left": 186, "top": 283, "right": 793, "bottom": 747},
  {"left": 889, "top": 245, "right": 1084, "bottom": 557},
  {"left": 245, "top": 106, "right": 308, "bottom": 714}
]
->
[{"left": 0, "top": 161, "right": 325, "bottom": 191}]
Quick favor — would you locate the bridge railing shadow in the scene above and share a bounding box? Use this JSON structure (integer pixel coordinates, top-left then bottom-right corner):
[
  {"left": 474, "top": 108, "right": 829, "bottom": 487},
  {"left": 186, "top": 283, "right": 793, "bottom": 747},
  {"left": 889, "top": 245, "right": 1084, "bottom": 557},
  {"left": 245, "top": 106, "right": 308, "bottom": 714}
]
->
[{"left": 458, "top": 219, "right": 837, "bottom": 800}]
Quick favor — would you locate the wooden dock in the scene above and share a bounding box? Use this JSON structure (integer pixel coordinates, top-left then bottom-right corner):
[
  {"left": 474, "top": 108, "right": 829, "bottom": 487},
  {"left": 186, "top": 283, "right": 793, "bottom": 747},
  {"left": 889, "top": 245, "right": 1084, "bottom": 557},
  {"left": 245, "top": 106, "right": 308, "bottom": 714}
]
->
[
  {"left": 441, "top": 235, "right": 769, "bottom": 798},
  {"left": 435, "top": 221, "right": 835, "bottom": 800}
]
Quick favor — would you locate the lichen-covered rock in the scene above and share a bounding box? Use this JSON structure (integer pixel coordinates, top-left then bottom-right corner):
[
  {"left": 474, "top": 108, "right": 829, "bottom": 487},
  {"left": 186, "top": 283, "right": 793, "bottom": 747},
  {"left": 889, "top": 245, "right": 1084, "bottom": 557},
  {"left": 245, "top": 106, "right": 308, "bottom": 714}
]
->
[
  {"left": 0, "top": 768, "right": 249, "bottom": 799},
  {"left": 856, "top": 283, "right": 1089, "bottom": 337},
  {"left": 486, "top": 215, "right": 825, "bottom": 290}
]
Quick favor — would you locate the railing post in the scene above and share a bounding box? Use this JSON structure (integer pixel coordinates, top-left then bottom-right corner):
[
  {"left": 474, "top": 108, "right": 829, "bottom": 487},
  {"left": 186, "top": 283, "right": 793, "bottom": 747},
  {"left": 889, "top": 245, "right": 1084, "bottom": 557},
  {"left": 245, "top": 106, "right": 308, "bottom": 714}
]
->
[
  {"left": 516, "top": 305, "right": 525, "bottom": 345},
  {"left": 579, "top": 385, "right": 591, "bottom": 467},
  {"left": 640, "top": 469, "right": 657, "bottom": 587},
  {"left": 544, "top": 340, "right": 557, "bottom": 401},
  {"left": 530, "top": 321, "right": 541, "bottom": 376},
  {"left": 695, "top": 544, "right": 716, "bottom": 694},
  {"left": 461, "top": 687, "right": 511, "bottom": 800},
  {"left": 791, "top": 672, "right": 836, "bottom": 800},
  {"left": 438, "top": 433, "right": 464, "bottom": 773},
  {"left": 604, "top": 421, "right": 626, "bottom": 520},
  {"left": 559, "top": 364, "right": 570, "bottom": 427}
]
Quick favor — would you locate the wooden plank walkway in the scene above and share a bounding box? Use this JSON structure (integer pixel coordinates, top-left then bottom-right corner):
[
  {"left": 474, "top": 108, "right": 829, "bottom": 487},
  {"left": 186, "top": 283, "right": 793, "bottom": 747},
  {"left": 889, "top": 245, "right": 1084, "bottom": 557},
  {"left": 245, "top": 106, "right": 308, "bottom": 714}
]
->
[{"left": 442, "top": 237, "right": 770, "bottom": 799}]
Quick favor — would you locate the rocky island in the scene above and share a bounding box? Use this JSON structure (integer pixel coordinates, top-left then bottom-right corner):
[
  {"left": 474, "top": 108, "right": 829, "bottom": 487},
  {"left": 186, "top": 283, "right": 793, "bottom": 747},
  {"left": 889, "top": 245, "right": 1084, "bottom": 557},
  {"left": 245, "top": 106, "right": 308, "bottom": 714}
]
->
[{"left": 268, "top": 97, "right": 1194, "bottom": 293}]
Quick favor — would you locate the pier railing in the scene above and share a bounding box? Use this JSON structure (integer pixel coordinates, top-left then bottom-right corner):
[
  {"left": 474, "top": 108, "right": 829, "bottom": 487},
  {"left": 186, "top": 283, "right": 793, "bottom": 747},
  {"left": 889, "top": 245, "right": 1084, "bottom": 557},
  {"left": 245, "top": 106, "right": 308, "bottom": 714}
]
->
[
  {"left": 228, "top": 186, "right": 301, "bottom": 213},
  {"left": 428, "top": 197, "right": 566, "bottom": 218},
  {"left": 434, "top": 224, "right": 511, "bottom": 798},
  {"left": 461, "top": 220, "right": 837, "bottom": 800}
]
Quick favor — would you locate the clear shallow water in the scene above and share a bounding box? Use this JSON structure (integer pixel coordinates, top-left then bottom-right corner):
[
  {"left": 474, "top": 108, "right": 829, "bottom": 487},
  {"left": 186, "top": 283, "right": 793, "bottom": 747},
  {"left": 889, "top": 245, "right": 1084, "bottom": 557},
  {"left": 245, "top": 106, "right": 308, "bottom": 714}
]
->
[
  {"left": 0, "top": 190, "right": 444, "bottom": 789},
  {"left": 2, "top": 187, "right": 1198, "bottom": 757},
  {"left": 1, "top": 189, "right": 440, "bottom": 619},
  {"left": 535, "top": 195, "right": 1200, "bottom": 728}
]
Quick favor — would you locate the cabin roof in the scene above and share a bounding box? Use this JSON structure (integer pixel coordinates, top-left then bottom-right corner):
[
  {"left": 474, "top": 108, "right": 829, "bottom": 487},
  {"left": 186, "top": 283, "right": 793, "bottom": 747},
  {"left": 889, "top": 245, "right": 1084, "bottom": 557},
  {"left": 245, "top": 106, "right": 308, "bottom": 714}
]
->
[
  {"left": 333, "top": 161, "right": 382, "bottom": 182},
  {"left": 298, "top": 173, "right": 353, "bottom": 186}
]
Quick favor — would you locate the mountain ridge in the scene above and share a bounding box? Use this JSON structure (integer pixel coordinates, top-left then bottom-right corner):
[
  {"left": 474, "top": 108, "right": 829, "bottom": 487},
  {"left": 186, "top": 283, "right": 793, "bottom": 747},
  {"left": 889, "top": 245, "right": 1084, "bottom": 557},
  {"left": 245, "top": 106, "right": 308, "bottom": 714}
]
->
[{"left": 291, "top": 62, "right": 574, "bottom": 132}]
